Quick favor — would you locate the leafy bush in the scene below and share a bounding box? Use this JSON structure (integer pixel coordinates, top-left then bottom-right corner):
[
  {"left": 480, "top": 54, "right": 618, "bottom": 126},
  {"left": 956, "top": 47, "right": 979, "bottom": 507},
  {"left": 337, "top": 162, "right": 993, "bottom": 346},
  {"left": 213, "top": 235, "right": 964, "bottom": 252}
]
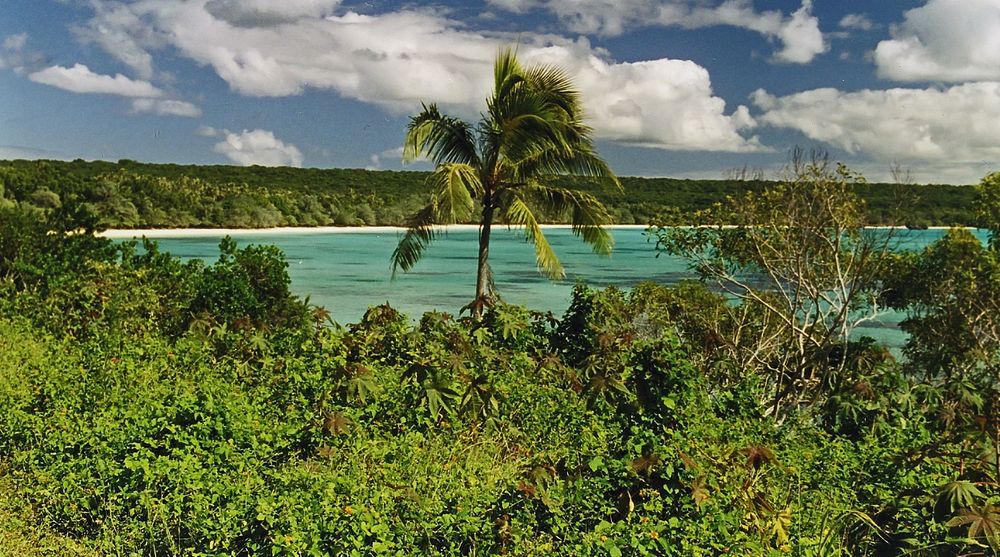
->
[
  {"left": 190, "top": 236, "right": 308, "bottom": 331},
  {"left": 1, "top": 197, "right": 998, "bottom": 555}
]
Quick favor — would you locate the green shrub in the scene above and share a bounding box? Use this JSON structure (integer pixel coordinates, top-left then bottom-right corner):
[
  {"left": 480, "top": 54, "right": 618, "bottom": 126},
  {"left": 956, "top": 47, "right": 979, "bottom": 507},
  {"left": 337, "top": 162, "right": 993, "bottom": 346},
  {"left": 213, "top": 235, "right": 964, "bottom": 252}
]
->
[{"left": 1, "top": 210, "right": 996, "bottom": 555}]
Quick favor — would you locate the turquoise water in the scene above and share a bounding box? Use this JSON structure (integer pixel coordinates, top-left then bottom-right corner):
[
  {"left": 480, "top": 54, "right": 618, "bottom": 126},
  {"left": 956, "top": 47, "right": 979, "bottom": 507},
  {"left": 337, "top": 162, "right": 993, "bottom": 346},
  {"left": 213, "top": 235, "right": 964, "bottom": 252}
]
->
[{"left": 132, "top": 227, "right": 988, "bottom": 342}]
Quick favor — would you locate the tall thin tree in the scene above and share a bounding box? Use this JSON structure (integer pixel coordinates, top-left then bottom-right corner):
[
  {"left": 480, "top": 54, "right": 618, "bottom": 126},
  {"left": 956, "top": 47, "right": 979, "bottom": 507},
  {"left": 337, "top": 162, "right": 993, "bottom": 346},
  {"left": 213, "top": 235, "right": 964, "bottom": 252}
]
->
[{"left": 391, "top": 48, "right": 620, "bottom": 317}]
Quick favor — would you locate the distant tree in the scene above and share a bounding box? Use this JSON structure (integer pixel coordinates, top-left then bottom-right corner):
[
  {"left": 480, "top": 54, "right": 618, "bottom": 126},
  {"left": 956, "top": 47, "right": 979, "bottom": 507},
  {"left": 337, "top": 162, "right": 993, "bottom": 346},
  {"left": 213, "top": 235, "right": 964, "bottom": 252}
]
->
[
  {"left": 391, "top": 47, "right": 620, "bottom": 317},
  {"left": 28, "top": 188, "right": 61, "bottom": 209}
]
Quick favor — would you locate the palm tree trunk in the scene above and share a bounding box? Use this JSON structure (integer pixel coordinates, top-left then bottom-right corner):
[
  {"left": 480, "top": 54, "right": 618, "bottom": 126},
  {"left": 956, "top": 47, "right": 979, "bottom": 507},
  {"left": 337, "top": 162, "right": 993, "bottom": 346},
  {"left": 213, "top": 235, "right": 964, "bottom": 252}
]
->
[{"left": 474, "top": 202, "right": 494, "bottom": 318}]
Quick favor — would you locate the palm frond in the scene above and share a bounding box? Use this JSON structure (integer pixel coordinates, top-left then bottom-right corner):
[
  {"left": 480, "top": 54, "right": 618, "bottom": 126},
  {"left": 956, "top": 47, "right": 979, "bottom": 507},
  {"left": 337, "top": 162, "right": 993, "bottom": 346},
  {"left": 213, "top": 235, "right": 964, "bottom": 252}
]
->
[
  {"left": 428, "top": 163, "right": 482, "bottom": 224},
  {"left": 477, "top": 119, "right": 502, "bottom": 175},
  {"left": 404, "top": 104, "right": 479, "bottom": 166},
  {"left": 503, "top": 193, "right": 565, "bottom": 279},
  {"left": 523, "top": 63, "right": 580, "bottom": 118},
  {"left": 559, "top": 144, "right": 619, "bottom": 185},
  {"left": 509, "top": 142, "right": 620, "bottom": 190},
  {"left": 502, "top": 130, "right": 566, "bottom": 173},
  {"left": 572, "top": 210, "right": 615, "bottom": 256},
  {"left": 487, "top": 60, "right": 616, "bottom": 190},
  {"left": 524, "top": 185, "right": 614, "bottom": 255},
  {"left": 488, "top": 64, "right": 577, "bottom": 166},
  {"left": 490, "top": 86, "right": 551, "bottom": 137},
  {"left": 497, "top": 114, "right": 574, "bottom": 173},
  {"left": 391, "top": 204, "right": 437, "bottom": 277},
  {"left": 493, "top": 47, "right": 524, "bottom": 105}
]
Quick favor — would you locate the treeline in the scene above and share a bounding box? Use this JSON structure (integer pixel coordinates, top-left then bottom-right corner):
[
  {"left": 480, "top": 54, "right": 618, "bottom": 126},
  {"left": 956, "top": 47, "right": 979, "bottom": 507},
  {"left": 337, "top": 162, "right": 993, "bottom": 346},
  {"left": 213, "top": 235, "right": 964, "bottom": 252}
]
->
[
  {"left": 0, "top": 158, "right": 979, "bottom": 228},
  {"left": 0, "top": 166, "right": 998, "bottom": 555}
]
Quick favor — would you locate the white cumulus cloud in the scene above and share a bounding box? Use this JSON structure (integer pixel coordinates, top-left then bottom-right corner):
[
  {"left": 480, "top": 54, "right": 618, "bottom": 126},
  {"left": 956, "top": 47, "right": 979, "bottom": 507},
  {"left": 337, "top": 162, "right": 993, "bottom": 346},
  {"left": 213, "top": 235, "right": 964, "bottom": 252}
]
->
[
  {"left": 838, "top": 13, "right": 875, "bottom": 31},
  {"left": 3, "top": 33, "right": 27, "bottom": 50},
  {"left": 72, "top": 2, "right": 162, "bottom": 80},
  {"left": 213, "top": 129, "right": 304, "bottom": 167},
  {"left": 368, "top": 146, "right": 405, "bottom": 169},
  {"left": 874, "top": 0, "right": 1000, "bottom": 82},
  {"left": 29, "top": 63, "right": 164, "bottom": 97},
  {"left": 131, "top": 98, "right": 202, "bottom": 117},
  {"left": 196, "top": 125, "right": 221, "bottom": 137},
  {"left": 774, "top": 0, "right": 825, "bottom": 63},
  {"left": 752, "top": 82, "right": 1000, "bottom": 182},
  {"left": 68, "top": 0, "right": 762, "bottom": 152},
  {"left": 205, "top": 0, "right": 342, "bottom": 25},
  {"left": 488, "top": 0, "right": 826, "bottom": 64},
  {"left": 0, "top": 32, "right": 45, "bottom": 75},
  {"left": 527, "top": 46, "right": 763, "bottom": 151}
]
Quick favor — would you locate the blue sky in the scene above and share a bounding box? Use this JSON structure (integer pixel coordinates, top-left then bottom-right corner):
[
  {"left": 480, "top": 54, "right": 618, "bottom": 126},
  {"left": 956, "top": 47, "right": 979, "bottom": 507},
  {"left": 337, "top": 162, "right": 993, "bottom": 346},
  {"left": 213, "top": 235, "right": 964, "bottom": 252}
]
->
[{"left": 1, "top": 0, "right": 998, "bottom": 184}]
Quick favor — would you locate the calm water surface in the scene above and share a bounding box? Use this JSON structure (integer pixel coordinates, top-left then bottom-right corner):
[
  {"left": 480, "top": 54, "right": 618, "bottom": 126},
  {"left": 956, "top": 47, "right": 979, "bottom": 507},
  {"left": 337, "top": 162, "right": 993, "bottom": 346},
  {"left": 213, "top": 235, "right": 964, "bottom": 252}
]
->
[{"left": 133, "top": 227, "right": 988, "bottom": 345}]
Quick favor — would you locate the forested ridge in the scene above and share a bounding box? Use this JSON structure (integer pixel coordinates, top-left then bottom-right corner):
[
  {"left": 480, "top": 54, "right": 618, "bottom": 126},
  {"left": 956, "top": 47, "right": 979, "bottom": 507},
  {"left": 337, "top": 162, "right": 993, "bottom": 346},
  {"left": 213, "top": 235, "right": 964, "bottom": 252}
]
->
[
  {"left": 0, "top": 161, "right": 998, "bottom": 555},
  {"left": 0, "top": 158, "right": 978, "bottom": 228}
]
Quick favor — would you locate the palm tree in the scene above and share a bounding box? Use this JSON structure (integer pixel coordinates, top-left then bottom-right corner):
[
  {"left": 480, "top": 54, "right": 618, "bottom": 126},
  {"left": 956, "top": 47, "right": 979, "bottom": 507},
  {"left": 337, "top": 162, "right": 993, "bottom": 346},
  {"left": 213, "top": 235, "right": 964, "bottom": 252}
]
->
[{"left": 391, "top": 47, "right": 620, "bottom": 317}]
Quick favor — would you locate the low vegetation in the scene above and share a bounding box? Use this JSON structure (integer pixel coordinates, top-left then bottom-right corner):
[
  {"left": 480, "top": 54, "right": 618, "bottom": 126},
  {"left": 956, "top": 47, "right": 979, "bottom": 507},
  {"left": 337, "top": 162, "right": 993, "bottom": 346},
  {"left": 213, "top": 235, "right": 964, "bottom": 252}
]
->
[{"left": 0, "top": 164, "right": 997, "bottom": 555}]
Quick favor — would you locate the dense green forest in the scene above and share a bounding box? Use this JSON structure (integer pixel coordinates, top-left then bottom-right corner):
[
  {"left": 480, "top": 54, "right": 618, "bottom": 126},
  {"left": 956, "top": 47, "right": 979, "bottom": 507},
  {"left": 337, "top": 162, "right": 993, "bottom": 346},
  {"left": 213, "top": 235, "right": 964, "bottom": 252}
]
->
[
  {"left": 0, "top": 162, "right": 997, "bottom": 555},
  {"left": 0, "top": 158, "right": 979, "bottom": 229}
]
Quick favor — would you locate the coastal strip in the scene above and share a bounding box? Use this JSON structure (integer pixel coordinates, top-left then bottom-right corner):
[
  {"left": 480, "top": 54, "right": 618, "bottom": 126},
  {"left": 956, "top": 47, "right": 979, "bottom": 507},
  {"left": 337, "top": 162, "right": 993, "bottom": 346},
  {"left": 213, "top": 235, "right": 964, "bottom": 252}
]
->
[{"left": 98, "top": 224, "right": 653, "bottom": 239}]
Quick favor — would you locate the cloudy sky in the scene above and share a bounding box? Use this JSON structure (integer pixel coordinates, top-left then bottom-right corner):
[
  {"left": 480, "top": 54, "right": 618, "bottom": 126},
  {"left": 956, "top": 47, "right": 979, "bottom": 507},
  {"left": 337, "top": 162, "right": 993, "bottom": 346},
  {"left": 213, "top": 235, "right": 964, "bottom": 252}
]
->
[{"left": 1, "top": 0, "right": 998, "bottom": 184}]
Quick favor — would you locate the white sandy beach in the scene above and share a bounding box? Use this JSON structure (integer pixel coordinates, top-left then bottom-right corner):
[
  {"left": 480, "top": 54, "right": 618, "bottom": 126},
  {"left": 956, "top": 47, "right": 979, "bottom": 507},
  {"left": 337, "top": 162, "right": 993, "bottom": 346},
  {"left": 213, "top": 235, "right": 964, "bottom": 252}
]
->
[
  {"left": 97, "top": 224, "right": 652, "bottom": 239},
  {"left": 97, "top": 223, "right": 968, "bottom": 239}
]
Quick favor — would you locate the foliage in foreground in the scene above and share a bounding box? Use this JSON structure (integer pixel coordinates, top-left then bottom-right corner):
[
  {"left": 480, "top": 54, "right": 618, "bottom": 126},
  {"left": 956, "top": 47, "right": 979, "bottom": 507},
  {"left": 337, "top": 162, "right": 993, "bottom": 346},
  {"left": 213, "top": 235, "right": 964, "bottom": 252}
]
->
[{"left": 1, "top": 186, "right": 999, "bottom": 556}]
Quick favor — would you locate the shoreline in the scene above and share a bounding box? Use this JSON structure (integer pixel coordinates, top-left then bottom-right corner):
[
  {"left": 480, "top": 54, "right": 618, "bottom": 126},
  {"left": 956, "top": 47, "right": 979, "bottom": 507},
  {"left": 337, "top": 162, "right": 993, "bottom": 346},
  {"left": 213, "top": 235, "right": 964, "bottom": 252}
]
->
[
  {"left": 97, "top": 224, "right": 969, "bottom": 239},
  {"left": 98, "top": 224, "right": 651, "bottom": 238}
]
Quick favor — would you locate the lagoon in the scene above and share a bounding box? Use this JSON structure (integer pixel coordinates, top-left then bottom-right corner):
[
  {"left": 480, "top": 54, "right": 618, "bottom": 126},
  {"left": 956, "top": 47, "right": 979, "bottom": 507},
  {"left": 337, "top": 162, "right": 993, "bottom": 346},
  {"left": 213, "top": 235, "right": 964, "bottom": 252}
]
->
[{"left": 116, "top": 226, "right": 988, "bottom": 344}]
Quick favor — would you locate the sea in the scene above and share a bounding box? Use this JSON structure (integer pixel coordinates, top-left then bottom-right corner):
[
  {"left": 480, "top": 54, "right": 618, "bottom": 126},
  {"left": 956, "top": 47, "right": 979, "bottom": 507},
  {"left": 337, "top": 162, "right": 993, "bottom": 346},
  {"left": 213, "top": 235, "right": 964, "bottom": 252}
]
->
[{"left": 122, "top": 226, "right": 989, "bottom": 346}]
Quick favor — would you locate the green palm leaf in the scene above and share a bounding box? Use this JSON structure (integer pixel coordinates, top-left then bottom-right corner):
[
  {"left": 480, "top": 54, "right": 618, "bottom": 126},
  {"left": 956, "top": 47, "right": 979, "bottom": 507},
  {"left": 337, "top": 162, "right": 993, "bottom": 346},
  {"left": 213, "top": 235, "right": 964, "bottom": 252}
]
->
[
  {"left": 404, "top": 104, "right": 479, "bottom": 166},
  {"left": 503, "top": 193, "right": 564, "bottom": 279},
  {"left": 492, "top": 93, "right": 564, "bottom": 165},
  {"left": 429, "top": 163, "right": 482, "bottom": 224},
  {"left": 559, "top": 146, "right": 620, "bottom": 186},
  {"left": 523, "top": 185, "right": 614, "bottom": 254},
  {"left": 391, "top": 204, "right": 436, "bottom": 277},
  {"left": 523, "top": 64, "right": 579, "bottom": 114},
  {"left": 493, "top": 47, "right": 524, "bottom": 100},
  {"left": 510, "top": 143, "right": 619, "bottom": 186}
]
